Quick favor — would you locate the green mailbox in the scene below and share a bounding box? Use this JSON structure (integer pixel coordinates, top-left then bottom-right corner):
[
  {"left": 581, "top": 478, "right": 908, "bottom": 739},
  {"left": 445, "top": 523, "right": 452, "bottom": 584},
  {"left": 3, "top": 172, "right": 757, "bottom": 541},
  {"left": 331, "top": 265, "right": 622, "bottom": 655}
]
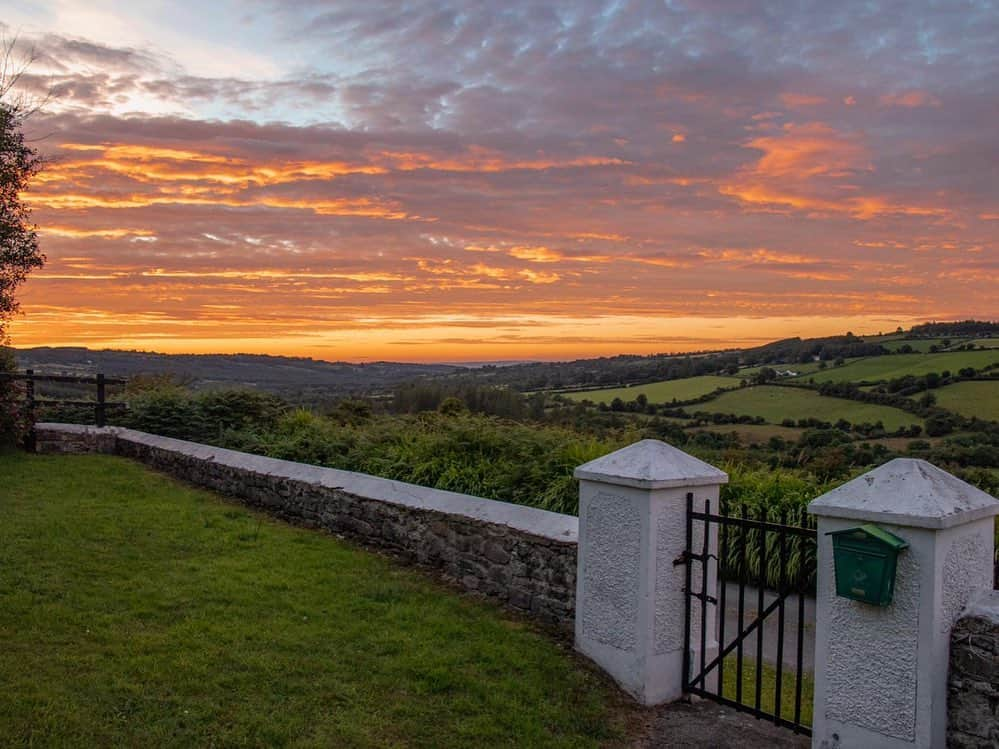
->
[{"left": 828, "top": 524, "right": 909, "bottom": 606}]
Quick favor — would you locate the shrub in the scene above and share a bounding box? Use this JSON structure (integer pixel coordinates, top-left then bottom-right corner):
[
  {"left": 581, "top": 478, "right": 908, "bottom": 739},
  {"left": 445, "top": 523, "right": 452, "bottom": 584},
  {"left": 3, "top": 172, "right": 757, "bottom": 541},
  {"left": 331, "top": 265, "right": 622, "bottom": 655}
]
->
[
  {"left": 123, "top": 386, "right": 204, "bottom": 440},
  {"left": 0, "top": 348, "right": 29, "bottom": 447}
]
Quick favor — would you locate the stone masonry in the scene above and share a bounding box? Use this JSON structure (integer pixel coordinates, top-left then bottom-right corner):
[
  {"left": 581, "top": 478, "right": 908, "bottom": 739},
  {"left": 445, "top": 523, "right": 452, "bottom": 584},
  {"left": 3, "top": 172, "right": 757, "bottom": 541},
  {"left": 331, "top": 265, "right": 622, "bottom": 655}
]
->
[
  {"left": 34, "top": 423, "right": 578, "bottom": 629},
  {"left": 949, "top": 591, "right": 999, "bottom": 748}
]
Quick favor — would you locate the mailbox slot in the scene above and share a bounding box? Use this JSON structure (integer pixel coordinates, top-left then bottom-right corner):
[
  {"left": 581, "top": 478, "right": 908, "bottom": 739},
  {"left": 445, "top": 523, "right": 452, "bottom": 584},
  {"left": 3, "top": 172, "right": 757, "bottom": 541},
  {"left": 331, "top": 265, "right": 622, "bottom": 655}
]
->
[{"left": 828, "top": 524, "right": 908, "bottom": 606}]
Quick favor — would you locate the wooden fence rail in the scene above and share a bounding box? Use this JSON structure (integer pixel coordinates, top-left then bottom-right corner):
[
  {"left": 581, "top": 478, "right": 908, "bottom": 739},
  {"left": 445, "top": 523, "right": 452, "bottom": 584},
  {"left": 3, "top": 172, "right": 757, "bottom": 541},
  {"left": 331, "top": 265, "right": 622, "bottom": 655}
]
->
[{"left": 0, "top": 370, "right": 127, "bottom": 427}]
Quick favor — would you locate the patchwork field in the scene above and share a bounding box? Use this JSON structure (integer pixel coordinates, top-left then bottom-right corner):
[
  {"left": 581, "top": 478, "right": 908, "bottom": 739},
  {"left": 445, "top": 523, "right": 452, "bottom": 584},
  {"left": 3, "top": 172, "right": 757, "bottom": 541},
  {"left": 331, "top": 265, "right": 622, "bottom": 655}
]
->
[
  {"left": 874, "top": 337, "right": 999, "bottom": 353},
  {"left": 736, "top": 360, "right": 832, "bottom": 377},
  {"left": 688, "top": 423, "right": 804, "bottom": 444},
  {"left": 931, "top": 380, "right": 999, "bottom": 422},
  {"left": 878, "top": 338, "right": 949, "bottom": 352},
  {"left": 703, "top": 386, "right": 923, "bottom": 430},
  {"left": 561, "top": 375, "right": 737, "bottom": 404},
  {"left": 799, "top": 350, "right": 999, "bottom": 384}
]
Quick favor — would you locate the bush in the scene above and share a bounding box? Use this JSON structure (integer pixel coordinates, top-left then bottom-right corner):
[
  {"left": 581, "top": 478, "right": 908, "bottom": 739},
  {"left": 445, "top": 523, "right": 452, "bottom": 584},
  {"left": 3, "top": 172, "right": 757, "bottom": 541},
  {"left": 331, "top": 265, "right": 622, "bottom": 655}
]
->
[
  {"left": 122, "top": 385, "right": 285, "bottom": 442},
  {"left": 196, "top": 388, "right": 286, "bottom": 435},
  {"left": 0, "top": 348, "right": 29, "bottom": 447},
  {"left": 123, "top": 387, "right": 205, "bottom": 440},
  {"left": 214, "top": 409, "right": 630, "bottom": 516}
]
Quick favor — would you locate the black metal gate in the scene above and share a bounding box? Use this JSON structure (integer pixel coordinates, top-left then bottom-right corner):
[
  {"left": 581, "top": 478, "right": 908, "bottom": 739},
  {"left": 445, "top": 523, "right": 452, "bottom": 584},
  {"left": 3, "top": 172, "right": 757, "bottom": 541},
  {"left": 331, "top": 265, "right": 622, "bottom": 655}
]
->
[{"left": 682, "top": 494, "right": 817, "bottom": 736}]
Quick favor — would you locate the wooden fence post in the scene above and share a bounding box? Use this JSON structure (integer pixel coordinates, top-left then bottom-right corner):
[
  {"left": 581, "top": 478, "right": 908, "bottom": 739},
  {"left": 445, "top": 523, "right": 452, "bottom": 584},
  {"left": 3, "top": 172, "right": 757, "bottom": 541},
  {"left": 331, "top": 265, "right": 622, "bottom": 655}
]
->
[{"left": 96, "top": 373, "right": 106, "bottom": 427}]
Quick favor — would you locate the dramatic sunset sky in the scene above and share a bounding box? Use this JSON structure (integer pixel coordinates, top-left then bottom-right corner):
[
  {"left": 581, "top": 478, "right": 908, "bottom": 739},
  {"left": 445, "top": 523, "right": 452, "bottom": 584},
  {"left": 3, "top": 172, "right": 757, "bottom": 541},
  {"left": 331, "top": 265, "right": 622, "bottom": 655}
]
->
[{"left": 5, "top": 1, "right": 997, "bottom": 362}]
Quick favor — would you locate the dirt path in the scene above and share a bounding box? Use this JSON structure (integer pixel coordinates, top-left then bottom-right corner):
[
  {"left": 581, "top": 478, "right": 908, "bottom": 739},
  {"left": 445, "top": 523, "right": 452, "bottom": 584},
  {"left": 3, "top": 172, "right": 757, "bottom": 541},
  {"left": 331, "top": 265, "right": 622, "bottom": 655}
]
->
[
  {"left": 633, "top": 699, "right": 810, "bottom": 748},
  {"left": 720, "top": 582, "right": 816, "bottom": 672}
]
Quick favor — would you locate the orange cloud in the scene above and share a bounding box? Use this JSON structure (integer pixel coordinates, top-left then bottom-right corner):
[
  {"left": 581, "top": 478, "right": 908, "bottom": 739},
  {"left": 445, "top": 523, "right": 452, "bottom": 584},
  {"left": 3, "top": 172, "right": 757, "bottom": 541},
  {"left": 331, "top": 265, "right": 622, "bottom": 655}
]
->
[
  {"left": 46, "top": 143, "right": 388, "bottom": 188},
  {"left": 374, "top": 146, "right": 627, "bottom": 172},
  {"left": 879, "top": 91, "right": 941, "bottom": 108},
  {"left": 27, "top": 191, "right": 412, "bottom": 219},
  {"left": 699, "top": 248, "right": 817, "bottom": 265},
  {"left": 780, "top": 93, "right": 827, "bottom": 108},
  {"left": 720, "top": 122, "right": 949, "bottom": 218},
  {"left": 40, "top": 226, "right": 157, "bottom": 239},
  {"left": 740, "top": 122, "right": 867, "bottom": 179}
]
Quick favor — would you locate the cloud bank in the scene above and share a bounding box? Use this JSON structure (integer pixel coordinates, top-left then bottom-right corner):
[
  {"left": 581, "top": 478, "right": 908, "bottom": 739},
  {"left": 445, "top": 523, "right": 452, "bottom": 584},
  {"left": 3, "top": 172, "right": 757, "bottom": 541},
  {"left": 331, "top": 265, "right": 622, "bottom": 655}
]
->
[{"left": 6, "top": 0, "right": 997, "bottom": 360}]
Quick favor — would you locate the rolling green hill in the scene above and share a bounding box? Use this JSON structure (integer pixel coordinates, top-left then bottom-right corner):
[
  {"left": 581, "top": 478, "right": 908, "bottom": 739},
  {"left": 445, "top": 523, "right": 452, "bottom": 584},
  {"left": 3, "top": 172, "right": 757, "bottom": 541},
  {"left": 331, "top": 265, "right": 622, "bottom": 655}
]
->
[
  {"left": 799, "top": 350, "right": 999, "bottom": 384},
  {"left": 560, "top": 375, "right": 737, "bottom": 404},
  {"left": 737, "top": 360, "right": 838, "bottom": 377},
  {"left": 704, "top": 386, "right": 923, "bottom": 430},
  {"left": 931, "top": 381, "right": 999, "bottom": 422},
  {"left": 877, "top": 338, "right": 948, "bottom": 353}
]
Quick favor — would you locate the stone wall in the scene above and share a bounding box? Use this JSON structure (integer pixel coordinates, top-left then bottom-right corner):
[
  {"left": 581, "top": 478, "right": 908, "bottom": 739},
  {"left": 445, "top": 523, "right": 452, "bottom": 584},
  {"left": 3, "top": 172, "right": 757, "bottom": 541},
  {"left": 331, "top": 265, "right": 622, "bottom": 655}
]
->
[
  {"left": 949, "top": 590, "right": 999, "bottom": 748},
  {"left": 34, "top": 422, "right": 116, "bottom": 454},
  {"left": 34, "top": 423, "right": 578, "bottom": 628}
]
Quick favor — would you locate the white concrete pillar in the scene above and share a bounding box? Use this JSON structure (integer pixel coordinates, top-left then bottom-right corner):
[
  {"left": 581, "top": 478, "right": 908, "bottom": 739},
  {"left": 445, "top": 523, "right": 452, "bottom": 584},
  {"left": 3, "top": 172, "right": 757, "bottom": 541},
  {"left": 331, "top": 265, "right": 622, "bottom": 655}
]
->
[
  {"left": 573, "top": 439, "right": 728, "bottom": 705},
  {"left": 808, "top": 458, "right": 999, "bottom": 749}
]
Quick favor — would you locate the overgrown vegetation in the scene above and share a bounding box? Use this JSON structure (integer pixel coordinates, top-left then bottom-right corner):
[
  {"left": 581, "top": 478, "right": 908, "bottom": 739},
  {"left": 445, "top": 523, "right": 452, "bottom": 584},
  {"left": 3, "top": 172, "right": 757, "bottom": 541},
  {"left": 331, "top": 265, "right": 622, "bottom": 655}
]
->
[
  {"left": 20, "top": 323, "right": 999, "bottom": 516},
  {"left": 70, "top": 360, "right": 986, "bottom": 516}
]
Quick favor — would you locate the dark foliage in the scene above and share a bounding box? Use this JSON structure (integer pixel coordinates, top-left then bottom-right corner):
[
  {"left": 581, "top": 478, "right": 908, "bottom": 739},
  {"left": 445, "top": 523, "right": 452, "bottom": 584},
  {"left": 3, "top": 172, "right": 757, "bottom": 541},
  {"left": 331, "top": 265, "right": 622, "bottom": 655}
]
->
[
  {"left": 0, "top": 98, "right": 44, "bottom": 340},
  {"left": 908, "top": 321, "right": 999, "bottom": 338}
]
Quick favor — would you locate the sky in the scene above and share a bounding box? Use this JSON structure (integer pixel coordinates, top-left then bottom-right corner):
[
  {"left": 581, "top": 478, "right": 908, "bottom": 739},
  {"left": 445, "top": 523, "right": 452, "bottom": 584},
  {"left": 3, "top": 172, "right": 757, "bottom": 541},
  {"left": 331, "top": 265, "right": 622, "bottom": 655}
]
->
[{"left": 3, "top": 0, "right": 997, "bottom": 362}]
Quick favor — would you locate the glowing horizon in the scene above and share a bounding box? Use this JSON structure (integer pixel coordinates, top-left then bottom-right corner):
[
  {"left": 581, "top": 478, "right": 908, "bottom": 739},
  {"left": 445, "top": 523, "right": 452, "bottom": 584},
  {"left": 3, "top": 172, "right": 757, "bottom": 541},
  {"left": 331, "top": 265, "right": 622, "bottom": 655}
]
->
[{"left": 5, "top": 3, "right": 997, "bottom": 363}]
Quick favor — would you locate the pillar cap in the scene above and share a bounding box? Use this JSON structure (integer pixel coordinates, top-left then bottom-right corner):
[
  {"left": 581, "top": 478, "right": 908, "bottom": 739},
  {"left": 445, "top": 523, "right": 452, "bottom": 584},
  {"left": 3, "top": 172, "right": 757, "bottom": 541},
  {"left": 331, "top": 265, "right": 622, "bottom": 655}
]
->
[
  {"left": 573, "top": 438, "right": 728, "bottom": 490},
  {"left": 808, "top": 458, "right": 999, "bottom": 529}
]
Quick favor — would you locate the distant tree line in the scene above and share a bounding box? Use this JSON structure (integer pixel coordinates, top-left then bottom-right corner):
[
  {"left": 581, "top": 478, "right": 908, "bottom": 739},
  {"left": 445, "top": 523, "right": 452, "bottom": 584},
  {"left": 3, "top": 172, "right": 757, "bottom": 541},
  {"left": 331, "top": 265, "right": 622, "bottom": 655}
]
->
[{"left": 908, "top": 321, "right": 999, "bottom": 338}]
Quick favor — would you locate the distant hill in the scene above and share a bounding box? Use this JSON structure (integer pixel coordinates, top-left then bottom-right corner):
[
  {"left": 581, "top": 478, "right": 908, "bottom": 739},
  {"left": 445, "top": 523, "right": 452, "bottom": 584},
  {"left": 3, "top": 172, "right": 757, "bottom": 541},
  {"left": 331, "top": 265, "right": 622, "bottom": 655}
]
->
[
  {"left": 445, "top": 323, "right": 998, "bottom": 391},
  {"left": 11, "top": 320, "right": 997, "bottom": 396},
  {"left": 11, "top": 347, "right": 465, "bottom": 394},
  {"left": 907, "top": 320, "right": 999, "bottom": 338}
]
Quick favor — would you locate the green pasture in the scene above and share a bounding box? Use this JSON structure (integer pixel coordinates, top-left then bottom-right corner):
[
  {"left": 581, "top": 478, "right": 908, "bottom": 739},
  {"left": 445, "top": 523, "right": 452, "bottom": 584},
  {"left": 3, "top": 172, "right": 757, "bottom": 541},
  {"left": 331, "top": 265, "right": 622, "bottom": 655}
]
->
[
  {"left": 931, "top": 380, "right": 999, "bottom": 422},
  {"left": 736, "top": 360, "right": 832, "bottom": 378},
  {"left": 561, "top": 375, "right": 738, "bottom": 404},
  {"left": 799, "top": 350, "right": 999, "bottom": 384},
  {"left": 0, "top": 452, "right": 631, "bottom": 748},
  {"left": 702, "top": 386, "right": 923, "bottom": 430},
  {"left": 688, "top": 423, "right": 804, "bottom": 444},
  {"left": 877, "top": 338, "right": 949, "bottom": 353},
  {"left": 874, "top": 337, "right": 998, "bottom": 353}
]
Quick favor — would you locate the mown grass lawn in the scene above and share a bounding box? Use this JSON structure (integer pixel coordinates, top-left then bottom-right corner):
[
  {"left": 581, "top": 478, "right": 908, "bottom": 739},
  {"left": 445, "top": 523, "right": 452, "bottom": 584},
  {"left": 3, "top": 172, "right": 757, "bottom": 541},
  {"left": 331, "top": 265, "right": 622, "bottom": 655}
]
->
[{"left": 0, "top": 452, "right": 634, "bottom": 748}]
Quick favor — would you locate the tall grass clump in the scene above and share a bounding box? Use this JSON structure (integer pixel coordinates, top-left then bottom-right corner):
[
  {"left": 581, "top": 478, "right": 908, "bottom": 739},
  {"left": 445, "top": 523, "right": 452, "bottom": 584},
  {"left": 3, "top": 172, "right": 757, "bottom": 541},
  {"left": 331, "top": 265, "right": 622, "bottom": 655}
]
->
[{"left": 717, "top": 465, "right": 835, "bottom": 592}]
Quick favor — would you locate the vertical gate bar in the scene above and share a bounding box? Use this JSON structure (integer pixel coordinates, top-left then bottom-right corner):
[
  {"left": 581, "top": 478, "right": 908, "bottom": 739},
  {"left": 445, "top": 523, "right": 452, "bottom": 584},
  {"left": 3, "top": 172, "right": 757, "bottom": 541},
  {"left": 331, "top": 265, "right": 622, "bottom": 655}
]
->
[
  {"left": 96, "top": 373, "right": 106, "bottom": 428},
  {"left": 736, "top": 504, "right": 747, "bottom": 705},
  {"left": 716, "top": 499, "right": 729, "bottom": 700},
  {"left": 682, "top": 492, "right": 694, "bottom": 692},
  {"left": 754, "top": 505, "right": 767, "bottom": 714},
  {"left": 698, "top": 499, "right": 711, "bottom": 690},
  {"left": 793, "top": 519, "right": 808, "bottom": 729},
  {"left": 774, "top": 509, "right": 788, "bottom": 724}
]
